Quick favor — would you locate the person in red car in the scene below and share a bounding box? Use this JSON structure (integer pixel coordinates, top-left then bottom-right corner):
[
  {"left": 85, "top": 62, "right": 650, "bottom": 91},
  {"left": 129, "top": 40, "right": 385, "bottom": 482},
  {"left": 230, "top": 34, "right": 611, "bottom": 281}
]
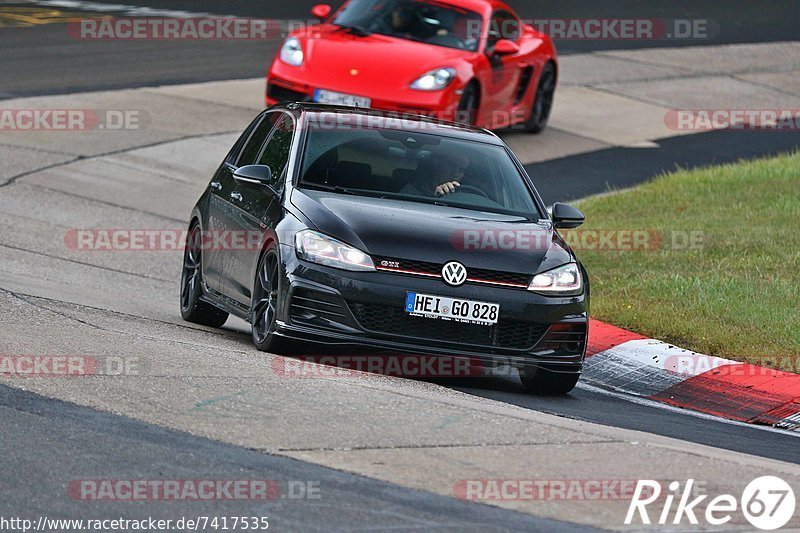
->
[{"left": 388, "top": 4, "right": 415, "bottom": 36}]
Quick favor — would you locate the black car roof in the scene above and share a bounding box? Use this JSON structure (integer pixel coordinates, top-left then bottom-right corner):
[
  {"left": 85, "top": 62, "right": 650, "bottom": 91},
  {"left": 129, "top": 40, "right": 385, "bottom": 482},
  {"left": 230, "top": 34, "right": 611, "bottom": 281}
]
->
[{"left": 272, "top": 102, "right": 506, "bottom": 145}]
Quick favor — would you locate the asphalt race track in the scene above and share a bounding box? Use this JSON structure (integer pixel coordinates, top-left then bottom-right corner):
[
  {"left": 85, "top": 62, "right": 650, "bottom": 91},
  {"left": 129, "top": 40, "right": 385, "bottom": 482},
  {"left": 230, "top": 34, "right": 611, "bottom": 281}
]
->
[
  {"left": 0, "top": 384, "right": 589, "bottom": 532},
  {"left": 526, "top": 128, "right": 800, "bottom": 204},
  {"left": 1, "top": 1, "right": 800, "bottom": 531}
]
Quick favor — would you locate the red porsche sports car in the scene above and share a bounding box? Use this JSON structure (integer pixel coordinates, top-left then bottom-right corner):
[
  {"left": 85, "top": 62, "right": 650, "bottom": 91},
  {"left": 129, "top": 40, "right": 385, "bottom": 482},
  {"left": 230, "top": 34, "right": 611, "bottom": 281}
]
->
[{"left": 266, "top": 0, "right": 557, "bottom": 132}]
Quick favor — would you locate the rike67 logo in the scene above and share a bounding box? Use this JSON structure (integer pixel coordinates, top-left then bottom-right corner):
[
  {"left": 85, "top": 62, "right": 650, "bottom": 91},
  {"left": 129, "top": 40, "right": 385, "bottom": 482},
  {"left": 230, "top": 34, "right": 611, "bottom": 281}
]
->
[{"left": 626, "top": 477, "right": 796, "bottom": 530}]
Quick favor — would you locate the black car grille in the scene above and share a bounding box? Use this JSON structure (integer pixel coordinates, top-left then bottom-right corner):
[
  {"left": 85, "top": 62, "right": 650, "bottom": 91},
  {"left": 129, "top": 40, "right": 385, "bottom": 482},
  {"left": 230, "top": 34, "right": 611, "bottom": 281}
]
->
[
  {"left": 267, "top": 82, "right": 310, "bottom": 103},
  {"left": 376, "top": 258, "right": 439, "bottom": 275},
  {"left": 373, "top": 256, "right": 530, "bottom": 288},
  {"left": 468, "top": 267, "right": 531, "bottom": 287},
  {"left": 348, "top": 302, "right": 547, "bottom": 350}
]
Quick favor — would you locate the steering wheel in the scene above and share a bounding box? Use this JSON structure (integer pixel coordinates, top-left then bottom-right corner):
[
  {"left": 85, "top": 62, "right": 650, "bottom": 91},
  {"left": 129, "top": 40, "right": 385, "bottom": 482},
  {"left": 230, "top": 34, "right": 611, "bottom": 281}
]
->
[
  {"left": 453, "top": 184, "right": 490, "bottom": 198},
  {"left": 427, "top": 33, "right": 466, "bottom": 49}
]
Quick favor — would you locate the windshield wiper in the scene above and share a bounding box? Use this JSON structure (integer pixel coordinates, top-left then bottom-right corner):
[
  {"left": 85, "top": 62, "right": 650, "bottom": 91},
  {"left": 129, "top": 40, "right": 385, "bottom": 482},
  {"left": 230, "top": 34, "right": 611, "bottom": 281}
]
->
[
  {"left": 300, "top": 182, "right": 357, "bottom": 195},
  {"left": 426, "top": 198, "right": 538, "bottom": 221},
  {"left": 334, "top": 23, "right": 372, "bottom": 36},
  {"left": 301, "top": 182, "right": 396, "bottom": 200}
]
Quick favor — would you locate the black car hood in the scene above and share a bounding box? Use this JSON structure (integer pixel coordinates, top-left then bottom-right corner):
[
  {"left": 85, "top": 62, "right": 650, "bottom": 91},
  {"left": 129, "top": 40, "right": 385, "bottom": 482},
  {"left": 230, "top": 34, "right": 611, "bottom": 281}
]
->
[{"left": 291, "top": 190, "right": 575, "bottom": 275}]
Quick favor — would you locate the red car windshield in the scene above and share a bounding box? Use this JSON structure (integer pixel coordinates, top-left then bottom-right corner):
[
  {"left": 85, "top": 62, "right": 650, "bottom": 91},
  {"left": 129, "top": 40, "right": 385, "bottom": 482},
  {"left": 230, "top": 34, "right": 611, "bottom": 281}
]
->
[{"left": 333, "top": 0, "right": 483, "bottom": 51}]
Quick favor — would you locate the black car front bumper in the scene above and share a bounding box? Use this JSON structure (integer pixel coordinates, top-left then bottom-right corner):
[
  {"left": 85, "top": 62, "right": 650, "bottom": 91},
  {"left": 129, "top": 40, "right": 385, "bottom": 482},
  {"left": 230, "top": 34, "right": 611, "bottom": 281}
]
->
[{"left": 275, "top": 248, "right": 588, "bottom": 374}]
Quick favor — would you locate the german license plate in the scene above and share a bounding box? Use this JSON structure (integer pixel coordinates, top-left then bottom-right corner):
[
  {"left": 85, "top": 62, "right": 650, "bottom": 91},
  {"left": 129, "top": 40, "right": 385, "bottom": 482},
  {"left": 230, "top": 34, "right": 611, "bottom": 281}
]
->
[
  {"left": 314, "top": 89, "right": 371, "bottom": 108},
  {"left": 405, "top": 292, "right": 499, "bottom": 326}
]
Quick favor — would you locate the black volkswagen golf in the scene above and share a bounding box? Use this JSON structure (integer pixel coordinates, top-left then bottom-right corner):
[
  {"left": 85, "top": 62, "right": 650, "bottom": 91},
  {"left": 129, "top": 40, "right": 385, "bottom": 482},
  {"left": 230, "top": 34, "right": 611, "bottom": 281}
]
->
[{"left": 181, "top": 103, "right": 589, "bottom": 394}]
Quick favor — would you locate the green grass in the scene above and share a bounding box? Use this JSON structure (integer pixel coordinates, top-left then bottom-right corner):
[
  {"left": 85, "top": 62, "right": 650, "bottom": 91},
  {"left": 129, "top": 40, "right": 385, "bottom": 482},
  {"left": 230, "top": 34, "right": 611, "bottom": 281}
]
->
[{"left": 568, "top": 152, "right": 800, "bottom": 364}]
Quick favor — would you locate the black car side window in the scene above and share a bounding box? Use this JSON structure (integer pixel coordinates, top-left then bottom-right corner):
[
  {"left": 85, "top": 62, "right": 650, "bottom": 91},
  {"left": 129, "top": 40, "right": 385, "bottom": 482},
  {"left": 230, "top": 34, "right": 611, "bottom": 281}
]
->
[
  {"left": 225, "top": 117, "right": 259, "bottom": 165},
  {"left": 256, "top": 116, "right": 294, "bottom": 193},
  {"left": 237, "top": 113, "right": 280, "bottom": 167}
]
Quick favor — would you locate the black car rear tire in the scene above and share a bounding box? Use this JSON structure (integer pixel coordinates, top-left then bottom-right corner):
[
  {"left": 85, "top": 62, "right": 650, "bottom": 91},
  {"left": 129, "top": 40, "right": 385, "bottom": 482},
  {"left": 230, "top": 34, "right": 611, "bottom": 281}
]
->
[
  {"left": 519, "top": 367, "right": 579, "bottom": 395},
  {"left": 251, "top": 249, "right": 287, "bottom": 353},
  {"left": 524, "top": 62, "right": 556, "bottom": 134},
  {"left": 180, "top": 223, "right": 229, "bottom": 328}
]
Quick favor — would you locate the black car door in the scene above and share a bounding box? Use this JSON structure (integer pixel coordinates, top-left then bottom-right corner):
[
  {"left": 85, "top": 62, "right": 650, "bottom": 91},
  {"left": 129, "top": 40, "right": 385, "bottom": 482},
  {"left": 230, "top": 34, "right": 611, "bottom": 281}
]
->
[
  {"left": 225, "top": 113, "right": 294, "bottom": 307},
  {"left": 204, "top": 155, "right": 244, "bottom": 293},
  {"left": 214, "top": 112, "right": 281, "bottom": 300}
]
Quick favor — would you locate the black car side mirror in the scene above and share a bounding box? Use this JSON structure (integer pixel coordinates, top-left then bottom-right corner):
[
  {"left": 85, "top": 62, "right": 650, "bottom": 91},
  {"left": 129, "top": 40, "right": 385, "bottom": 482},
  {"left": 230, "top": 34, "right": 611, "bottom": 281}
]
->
[
  {"left": 551, "top": 202, "right": 585, "bottom": 229},
  {"left": 234, "top": 165, "right": 279, "bottom": 197}
]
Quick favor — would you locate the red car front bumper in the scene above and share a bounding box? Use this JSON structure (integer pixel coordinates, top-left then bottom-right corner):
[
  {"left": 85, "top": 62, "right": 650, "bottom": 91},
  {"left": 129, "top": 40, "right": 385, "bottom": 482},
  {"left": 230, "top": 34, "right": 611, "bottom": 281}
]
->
[{"left": 266, "top": 63, "right": 464, "bottom": 120}]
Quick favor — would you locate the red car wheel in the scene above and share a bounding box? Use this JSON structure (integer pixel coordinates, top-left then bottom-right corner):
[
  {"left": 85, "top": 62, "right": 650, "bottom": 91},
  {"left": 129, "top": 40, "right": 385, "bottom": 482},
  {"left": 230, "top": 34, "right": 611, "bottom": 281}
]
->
[
  {"left": 455, "top": 83, "right": 479, "bottom": 127},
  {"left": 525, "top": 62, "right": 556, "bottom": 133}
]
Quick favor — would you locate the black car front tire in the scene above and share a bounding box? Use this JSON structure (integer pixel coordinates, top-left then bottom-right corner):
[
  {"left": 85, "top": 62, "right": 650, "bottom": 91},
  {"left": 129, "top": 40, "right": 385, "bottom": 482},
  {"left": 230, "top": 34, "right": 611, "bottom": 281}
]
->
[
  {"left": 180, "top": 223, "right": 229, "bottom": 328},
  {"left": 251, "top": 248, "right": 288, "bottom": 353}
]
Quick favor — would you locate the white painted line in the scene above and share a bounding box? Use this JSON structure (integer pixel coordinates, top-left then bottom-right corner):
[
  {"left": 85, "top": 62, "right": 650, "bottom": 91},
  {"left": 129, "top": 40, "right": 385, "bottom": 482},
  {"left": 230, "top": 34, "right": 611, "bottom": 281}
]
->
[
  {"left": 599, "top": 338, "right": 738, "bottom": 375},
  {"left": 583, "top": 337, "right": 746, "bottom": 399},
  {"left": 776, "top": 411, "right": 800, "bottom": 431}
]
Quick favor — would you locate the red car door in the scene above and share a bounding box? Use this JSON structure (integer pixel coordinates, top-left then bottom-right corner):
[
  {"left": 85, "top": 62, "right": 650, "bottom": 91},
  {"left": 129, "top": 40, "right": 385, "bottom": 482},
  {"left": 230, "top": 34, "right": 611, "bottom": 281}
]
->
[{"left": 477, "top": 9, "right": 524, "bottom": 129}]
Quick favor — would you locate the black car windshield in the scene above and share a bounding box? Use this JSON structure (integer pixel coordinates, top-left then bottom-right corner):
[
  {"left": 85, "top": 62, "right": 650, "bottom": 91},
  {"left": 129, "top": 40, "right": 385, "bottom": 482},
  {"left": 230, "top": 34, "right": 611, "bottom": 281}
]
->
[
  {"left": 333, "top": 0, "right": 482, "bottom": 51},
  {"left": 298, "top": 116, "right": 543, "bottom": 220}
]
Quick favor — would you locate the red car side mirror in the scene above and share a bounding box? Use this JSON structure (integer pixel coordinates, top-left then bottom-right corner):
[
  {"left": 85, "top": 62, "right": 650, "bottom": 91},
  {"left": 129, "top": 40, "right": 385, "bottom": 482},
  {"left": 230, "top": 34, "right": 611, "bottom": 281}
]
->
[
  {"left": 311, "top": 4, "right": 332, "bottom": 20},
  {"left": 493, "top": 39, "right": 520, "bottom": 56}
]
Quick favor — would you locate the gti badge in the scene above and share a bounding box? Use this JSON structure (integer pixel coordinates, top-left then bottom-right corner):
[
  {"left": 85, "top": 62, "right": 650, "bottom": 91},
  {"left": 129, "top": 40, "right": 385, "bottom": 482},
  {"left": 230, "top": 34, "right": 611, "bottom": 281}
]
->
[{"left": 442, "top": 261, "right": 467, "bottom": 286}]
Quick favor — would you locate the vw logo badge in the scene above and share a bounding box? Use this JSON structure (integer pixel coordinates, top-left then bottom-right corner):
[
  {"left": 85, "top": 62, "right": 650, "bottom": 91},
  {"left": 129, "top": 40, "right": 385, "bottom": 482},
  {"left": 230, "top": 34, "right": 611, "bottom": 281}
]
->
[{"left": 442, "top": 261, "right": 468, "bottom": 286}]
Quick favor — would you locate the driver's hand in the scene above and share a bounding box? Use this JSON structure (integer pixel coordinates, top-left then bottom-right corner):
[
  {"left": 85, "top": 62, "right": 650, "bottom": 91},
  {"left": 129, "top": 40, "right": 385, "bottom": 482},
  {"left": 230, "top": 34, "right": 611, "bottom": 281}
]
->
[{"left": 434, "top": 181, "right": 460, "bottom": 196}]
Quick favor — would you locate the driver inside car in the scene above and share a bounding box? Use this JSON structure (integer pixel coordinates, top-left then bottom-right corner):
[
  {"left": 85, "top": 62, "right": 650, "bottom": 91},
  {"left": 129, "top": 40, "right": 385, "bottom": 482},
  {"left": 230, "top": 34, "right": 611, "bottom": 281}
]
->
[
  {"left": 381, "top": 3, "right": 439, "bottom": 40},
  {"left": 383, "top": 4, "right": 417, "bottom": 37},
  {"left": 400, "top": 151, "right": 471, "bottom": 197}
]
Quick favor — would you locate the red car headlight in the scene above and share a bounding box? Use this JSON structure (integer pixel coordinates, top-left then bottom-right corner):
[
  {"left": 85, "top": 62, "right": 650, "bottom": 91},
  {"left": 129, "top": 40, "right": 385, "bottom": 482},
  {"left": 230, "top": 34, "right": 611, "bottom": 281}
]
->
[
  {"left": 410, "top": 68, "right": 456, "bottom": 91},
  {"left": 280, "top": 37, "right": 304, "bottom": 67}
]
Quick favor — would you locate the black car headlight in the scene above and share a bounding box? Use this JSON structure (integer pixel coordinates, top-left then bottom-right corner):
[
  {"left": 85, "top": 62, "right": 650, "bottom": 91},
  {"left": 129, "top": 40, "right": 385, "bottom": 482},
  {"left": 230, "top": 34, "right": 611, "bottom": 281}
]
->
[
  {"left": 528, "top": 263, "right": 583, "bottom": 295},
  {"left": 295, "top": 230, "right": 375, "bottom": 272}
]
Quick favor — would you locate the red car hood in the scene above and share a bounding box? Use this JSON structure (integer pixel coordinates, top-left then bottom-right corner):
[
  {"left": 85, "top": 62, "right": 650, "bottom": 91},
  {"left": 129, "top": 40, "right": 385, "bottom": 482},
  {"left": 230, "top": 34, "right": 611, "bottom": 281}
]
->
[{"left": 298, "top": 27, "right": 471, "bottom": 93}]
